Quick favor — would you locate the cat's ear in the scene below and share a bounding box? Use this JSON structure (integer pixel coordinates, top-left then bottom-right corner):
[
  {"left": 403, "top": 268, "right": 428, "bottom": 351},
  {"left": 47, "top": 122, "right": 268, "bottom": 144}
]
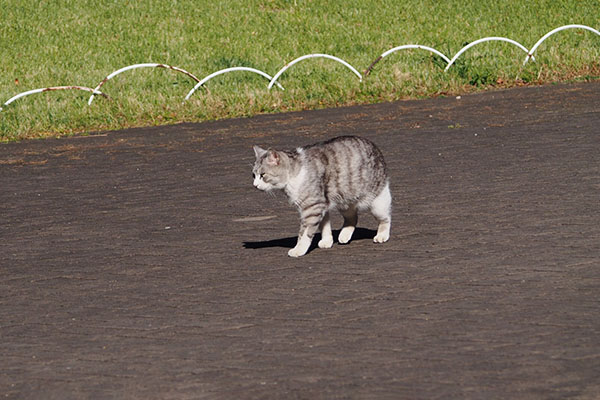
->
[
  {"left": 253, "top": 145, "right": 267, "bottom": 159},
  {"left": 266, "top": 150, "right": 280, "bottom": 166}
]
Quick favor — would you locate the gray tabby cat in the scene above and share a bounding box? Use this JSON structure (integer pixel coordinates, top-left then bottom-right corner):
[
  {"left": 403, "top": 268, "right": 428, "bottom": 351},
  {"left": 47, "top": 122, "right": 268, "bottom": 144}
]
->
[{"left": 252, "top": 135, "right": 391, "bottom": 257}]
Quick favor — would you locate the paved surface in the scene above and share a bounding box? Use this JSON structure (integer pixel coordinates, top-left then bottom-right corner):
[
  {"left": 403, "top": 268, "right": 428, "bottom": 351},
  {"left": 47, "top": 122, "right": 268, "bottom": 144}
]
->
[{"left": 1, "top": 82, "right": 599, "bottom": 399}]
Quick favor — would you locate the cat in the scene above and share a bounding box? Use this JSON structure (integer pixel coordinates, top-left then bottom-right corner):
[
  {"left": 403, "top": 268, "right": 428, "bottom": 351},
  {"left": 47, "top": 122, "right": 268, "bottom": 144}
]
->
[{"left": 252, "top": 135, "right": 391, "bottom": 257}]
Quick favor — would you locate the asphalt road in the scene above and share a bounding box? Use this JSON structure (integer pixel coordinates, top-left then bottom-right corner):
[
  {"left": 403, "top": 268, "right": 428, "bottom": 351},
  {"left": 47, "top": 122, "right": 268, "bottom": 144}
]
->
[{"left": 2, "top": 81, "right": 599, "bottom": 399}]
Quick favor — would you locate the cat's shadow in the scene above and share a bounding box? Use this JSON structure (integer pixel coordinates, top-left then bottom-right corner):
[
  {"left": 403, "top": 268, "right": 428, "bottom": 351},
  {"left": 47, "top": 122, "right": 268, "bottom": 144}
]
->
[{"left": 243, "top": 227, "right": 377, "bottom": 252}]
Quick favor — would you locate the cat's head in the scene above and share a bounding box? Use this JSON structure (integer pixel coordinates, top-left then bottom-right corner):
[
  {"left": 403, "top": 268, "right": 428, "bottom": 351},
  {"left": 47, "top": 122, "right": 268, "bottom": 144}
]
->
[{"left": 252, "top": 146, "right": 289, "bottom": 191}]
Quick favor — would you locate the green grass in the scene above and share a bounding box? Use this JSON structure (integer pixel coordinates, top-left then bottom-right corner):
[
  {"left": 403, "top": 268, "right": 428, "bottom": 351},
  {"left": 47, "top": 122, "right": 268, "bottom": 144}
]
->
[{"left": 1, "top": 0, "right": 599, "bottom": 141}]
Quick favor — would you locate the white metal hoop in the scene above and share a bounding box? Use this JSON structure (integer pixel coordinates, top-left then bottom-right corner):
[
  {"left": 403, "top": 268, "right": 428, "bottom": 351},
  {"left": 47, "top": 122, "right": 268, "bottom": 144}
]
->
[
  {"left": 381, "top": 45, "right": 451, "bottom": 64},
  {"left": 366, "top": 45, "right": 451, "bottom": 75},
  {"left": 445, "top": 37, "right": 532, "bottom": 71},
  {"left": 184, "top": 67, "right": 284, "bottom": 101},
  {"left": 1, "top": 86, "right": 107, "bottom": 112},
  {"left": 523, "top": 24, "right": 600, "bottom": 65},
  {"left": 268, "top": 54, "right": 363, "bottom": 89},
  {"left": 87, "top": 63, "right": 200, "bottom": 105}
]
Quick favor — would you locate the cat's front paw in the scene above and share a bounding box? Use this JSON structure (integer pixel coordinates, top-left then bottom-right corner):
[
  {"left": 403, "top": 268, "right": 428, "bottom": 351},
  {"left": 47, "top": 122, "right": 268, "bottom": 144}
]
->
[
  {"left": 318, "top": 237, "right": 333, "bottom": 249},
  {"left": 288, "top": 247, "right": 306, "bottom": 257}
]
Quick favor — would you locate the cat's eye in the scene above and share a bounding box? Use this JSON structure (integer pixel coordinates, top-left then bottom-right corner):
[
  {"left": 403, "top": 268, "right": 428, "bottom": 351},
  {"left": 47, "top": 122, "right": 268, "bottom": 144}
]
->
[{"left": 260, "top": 173, "right": 265, "bottom": 179}]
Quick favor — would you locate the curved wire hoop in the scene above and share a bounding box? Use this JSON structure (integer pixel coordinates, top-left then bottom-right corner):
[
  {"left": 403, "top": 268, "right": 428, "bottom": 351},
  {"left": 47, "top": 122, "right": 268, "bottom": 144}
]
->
[
  {"left": 268, "top": 54, "right": 362, "bottom": 89},
  {"left": 87, "top": 63, "right": 200, "bottom": 105},
  {"left": 184, "top": 67, "right": 284, "bottom": 101},
  {"left": 366, "top": 45, "right": 451, "bottom": 75},
  {"left": 1, "top": 86, "right": 108, "bottom": 112},
  {"left": 523, "top": 24, "right": 600, "bottom": 65},
  {"left": 445, "top": 37, "right": 532, "bottom": 71}
]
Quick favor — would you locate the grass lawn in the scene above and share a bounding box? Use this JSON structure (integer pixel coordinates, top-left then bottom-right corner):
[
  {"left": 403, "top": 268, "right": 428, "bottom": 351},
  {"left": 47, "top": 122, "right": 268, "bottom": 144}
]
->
[{"left": 1, "top": 0, "right": 599, "bottom": 141}]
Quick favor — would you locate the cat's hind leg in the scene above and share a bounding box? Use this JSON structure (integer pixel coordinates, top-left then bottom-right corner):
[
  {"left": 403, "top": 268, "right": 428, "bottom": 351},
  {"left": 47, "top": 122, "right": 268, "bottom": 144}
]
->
[
  {"left": 338, "top": 205, "right": 358, "bottom": 244},
  {"left": 370, "top": 183, "right": 391, "bottom": 243},
  {"left": 318, "top": 211, "right": 334, "bottom": 249}
]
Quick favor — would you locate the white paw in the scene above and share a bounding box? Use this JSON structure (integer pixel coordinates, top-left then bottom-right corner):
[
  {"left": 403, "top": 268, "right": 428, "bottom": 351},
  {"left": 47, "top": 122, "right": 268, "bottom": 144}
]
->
[
  {"left": 318, "top": 237, "right": 333, "bottom": 249},
  {"left": 373, "top": 233, "right": 390, "bottom": 243},
  {"left": 288, "top": 247, "right": 306, "bottom": 257},
  {"left": 338, "top": 227, "right": 354, "bottom": 244}
]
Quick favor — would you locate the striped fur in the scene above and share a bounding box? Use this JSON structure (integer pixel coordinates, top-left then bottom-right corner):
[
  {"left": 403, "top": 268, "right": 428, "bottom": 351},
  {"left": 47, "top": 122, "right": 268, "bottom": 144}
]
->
[{"left": 253, "top": 136, "right": 391, "bottom": 257}]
